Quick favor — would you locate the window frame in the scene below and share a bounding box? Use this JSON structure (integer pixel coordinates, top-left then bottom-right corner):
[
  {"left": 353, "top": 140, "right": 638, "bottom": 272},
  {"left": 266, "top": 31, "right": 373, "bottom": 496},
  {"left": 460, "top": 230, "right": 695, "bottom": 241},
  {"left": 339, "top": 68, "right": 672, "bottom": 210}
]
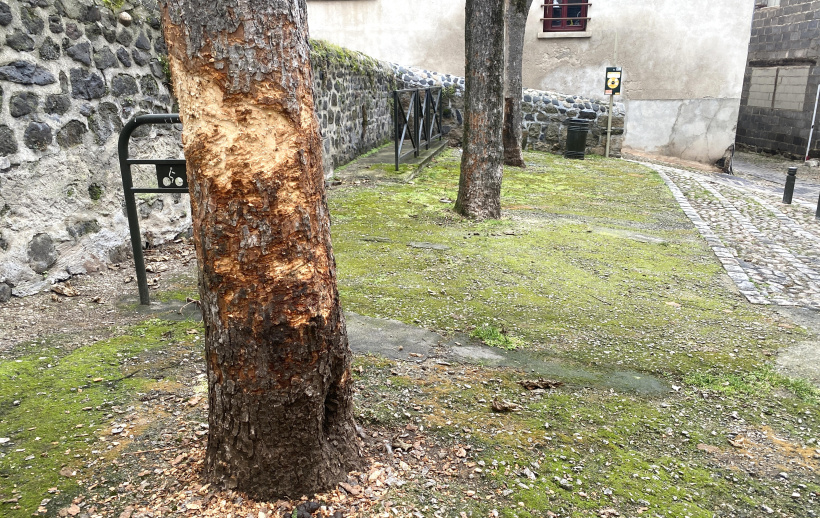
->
[{"left": 541, "top": 1, "right": 591, "bottom": 33}]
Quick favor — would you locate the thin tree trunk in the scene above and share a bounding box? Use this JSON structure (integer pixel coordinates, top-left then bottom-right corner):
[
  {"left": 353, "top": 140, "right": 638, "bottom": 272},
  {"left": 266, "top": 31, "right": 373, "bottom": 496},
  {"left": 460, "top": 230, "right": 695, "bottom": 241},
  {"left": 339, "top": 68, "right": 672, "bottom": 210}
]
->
[
  {"left": 455, "top": 0, "right": 506, "bottom": 220},
  {"left": 503, "top": 0, "right": 534, "bottom": 168},
  {"left": 160, "top": 0, "right": 360, "bottom": 499}
]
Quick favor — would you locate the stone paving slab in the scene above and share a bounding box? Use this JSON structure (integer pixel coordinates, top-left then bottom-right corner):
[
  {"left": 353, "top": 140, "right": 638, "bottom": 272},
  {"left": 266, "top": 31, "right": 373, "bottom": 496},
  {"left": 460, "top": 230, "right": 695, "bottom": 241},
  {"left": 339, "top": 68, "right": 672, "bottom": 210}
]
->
[{"left": 643, "top": 162, "right": 820, "bottom": 310}]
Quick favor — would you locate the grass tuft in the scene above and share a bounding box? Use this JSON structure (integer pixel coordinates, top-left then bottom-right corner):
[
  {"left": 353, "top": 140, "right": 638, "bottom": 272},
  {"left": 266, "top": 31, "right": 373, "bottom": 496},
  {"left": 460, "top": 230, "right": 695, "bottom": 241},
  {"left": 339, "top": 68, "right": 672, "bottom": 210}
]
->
[{"left": 470, "top": 324, "right": 524, "bottom": 350}]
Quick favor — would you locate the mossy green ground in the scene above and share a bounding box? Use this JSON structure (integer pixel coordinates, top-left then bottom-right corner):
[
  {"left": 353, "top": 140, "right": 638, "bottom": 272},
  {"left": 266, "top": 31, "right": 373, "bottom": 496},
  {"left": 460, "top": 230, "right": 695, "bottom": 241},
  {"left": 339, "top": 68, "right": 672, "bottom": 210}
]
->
[
  {"left": 330, "top": 150, "right": 803, "bottom": 378},
  {"left": 331, "top": 149, "right": 819, "bottom": 516},
  {"left": 0, "top": 149, "right": 817, "bottom": 517},
  {"left": 0, "top": 320, "right": 203, "bottom": 515}
]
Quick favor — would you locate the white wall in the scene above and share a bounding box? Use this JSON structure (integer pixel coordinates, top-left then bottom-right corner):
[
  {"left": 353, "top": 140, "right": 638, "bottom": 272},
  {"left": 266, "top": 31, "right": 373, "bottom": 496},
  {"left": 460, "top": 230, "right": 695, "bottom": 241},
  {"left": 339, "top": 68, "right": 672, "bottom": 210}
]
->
[{"left": 306, "top": 0, "right": 466, "bottom": 76}]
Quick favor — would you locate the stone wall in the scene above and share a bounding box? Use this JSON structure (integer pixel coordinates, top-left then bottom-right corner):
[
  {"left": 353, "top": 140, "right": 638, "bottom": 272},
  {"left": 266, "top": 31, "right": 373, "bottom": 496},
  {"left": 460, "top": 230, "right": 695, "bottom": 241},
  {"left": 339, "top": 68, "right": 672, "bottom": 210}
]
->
[
  {"left": 0, "top": 0, "right": 180, "bottom": 298},
  {"left": 0, "top": 2, "right": 396, "bottom": 300},
  {"left": 393, "top": 65, "right": 626, "bottom": 156},
  {"left": 310, "top": 40, "right": 396, "bottom": 174},
  {"left": 736, "top": 0, "right": 820, "bottom": 159}
]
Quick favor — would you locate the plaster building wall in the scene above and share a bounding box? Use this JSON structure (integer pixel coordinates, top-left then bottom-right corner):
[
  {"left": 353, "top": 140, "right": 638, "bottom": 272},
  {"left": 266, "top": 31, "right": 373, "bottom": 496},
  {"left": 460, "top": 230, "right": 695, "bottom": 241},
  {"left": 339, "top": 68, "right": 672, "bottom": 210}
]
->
[
  {"left": 736, "top": 0, "right": 820, "bottom": 159},
  {"left": 306, "top": 0, "right": 756, "bottom": 163},
  {"left": 305, "top": 0, "right": 466, "bottom": 78}
]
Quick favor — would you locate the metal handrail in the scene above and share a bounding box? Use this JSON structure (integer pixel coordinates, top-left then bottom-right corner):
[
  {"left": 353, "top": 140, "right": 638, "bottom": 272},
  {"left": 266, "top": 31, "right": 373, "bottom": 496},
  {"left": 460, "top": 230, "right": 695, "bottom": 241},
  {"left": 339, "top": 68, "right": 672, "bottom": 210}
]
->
[
  {"left": 118, "top": 113, "right": 186, "bottom": 305},
  {"left": 394, "top": 87, "right": 443, "bottom": 171},
  {"left": 394, "top": 89, "right": 419, "bottom": 170}
]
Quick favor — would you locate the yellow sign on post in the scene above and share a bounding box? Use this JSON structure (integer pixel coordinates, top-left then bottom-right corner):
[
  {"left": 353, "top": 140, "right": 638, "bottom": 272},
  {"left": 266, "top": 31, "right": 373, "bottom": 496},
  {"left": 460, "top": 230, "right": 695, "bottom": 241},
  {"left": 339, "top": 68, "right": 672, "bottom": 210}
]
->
[
  {"left": 604, "top": 67, "right": 622, "bottom": 158},
  {"left": 605, "top": 67, "right": 622, "bottom": 95}
]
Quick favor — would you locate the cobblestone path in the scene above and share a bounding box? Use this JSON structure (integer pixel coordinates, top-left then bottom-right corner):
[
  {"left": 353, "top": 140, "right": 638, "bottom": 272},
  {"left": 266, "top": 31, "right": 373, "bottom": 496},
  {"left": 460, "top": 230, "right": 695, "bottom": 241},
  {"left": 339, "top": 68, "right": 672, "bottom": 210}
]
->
[{"left": 644, "top": 163, "right": 820, "bottom": 310}]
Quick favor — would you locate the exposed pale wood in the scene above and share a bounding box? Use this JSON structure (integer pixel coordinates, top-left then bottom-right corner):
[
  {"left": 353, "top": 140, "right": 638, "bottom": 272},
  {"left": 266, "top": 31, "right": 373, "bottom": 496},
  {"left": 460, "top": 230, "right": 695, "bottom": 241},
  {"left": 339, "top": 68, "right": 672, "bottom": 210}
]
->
[{"left": 160, "top": 0, "right": 360, "bottom": 499}]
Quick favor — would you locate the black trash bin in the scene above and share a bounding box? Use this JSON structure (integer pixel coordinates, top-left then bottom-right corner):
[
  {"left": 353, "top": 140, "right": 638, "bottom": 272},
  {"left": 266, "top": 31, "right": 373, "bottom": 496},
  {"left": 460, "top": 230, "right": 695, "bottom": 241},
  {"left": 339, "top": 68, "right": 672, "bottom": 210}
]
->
[{"left": 564, "top": 118, "right": 590, "bottom": 159}]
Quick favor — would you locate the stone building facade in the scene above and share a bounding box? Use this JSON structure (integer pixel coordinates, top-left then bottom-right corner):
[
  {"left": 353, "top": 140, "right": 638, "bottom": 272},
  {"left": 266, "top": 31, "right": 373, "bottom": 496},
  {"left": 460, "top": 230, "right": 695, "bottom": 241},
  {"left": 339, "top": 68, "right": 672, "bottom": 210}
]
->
[{"left": 736, "top": 0, "right": 819, "bottom": 159}]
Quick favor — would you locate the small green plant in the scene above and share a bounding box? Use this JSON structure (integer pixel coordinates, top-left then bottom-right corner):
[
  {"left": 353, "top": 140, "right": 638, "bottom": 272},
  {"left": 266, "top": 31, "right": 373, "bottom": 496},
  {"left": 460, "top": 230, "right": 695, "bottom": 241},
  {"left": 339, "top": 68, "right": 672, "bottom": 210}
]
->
[
  {"left": 470, "top": 324, "right": 524, "bottom": 351},
  {"left": 441, "top": 84, "right": 458, "bottom": 102},
  {"left": 101, "top": 0, "right": 126, "bottom": 11},
  {"left": 685, "top": 366, "right": 820, "bottom": 403},
  {"left": 158, "top": 55, "right": 172, "bottom": 84},
  {"left": 88, "top": 183, "right": 103, "bottom": 201}
]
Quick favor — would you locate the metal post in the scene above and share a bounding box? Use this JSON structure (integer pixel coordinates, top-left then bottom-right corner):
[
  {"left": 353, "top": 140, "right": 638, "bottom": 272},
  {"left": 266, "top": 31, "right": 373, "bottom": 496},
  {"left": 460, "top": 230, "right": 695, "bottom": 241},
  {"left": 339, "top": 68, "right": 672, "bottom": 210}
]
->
[
  {"left": 394, "top": 90, "right": 400, "bottom": 171},
  {"left": 816, "top": 191, "right": 820, "bottom": 220},
  {"left": 438, "top": 89, "right": 443, "bottom": 141},
  {"left": 413, "top": 89, "right": 421, "bottom": 158},
  {"left": 118, "top": 119, "right": 150, "bottom": 305},
  {"left": 605, "top": 94, "right": 614, "bottom": 158},
  {"left": 424, "top": 92, "right": 431, "bottom": 150},
  {"left": 782, "top": 166, "right": 797, "bottom": 204},
  {"left": 118, "top": 113, "right": 181, "bottom": 305},
  {"left": 807, "top": 84, "right": 820, "bottom": 162}
]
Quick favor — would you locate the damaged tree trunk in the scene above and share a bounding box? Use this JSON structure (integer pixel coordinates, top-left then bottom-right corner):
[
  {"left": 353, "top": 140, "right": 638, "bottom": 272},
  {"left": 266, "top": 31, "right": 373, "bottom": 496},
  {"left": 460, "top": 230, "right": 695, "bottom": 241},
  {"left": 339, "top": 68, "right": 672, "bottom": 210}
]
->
[
  {"left": 454, "top": 0, "right": 506, "bottom": 220},
  {"left": 503, "top": 0, "right": 534, "bottom": 168},
  {"left": 160, "top": 0, "right": 360, "bottom": 499}
]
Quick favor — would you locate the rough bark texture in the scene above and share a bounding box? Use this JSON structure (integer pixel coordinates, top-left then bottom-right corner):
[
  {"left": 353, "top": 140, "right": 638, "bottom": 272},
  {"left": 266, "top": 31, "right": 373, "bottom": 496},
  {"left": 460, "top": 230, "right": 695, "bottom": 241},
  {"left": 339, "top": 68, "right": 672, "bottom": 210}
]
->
[
  {"left": 503, "top": 0, "right": 533, "bottom": 168},
  {"left": 160, "top": 0, "right": 360, "bottom": 499},
  {"left": 454, "top": 0, "right": 506, "bottom": 220}
]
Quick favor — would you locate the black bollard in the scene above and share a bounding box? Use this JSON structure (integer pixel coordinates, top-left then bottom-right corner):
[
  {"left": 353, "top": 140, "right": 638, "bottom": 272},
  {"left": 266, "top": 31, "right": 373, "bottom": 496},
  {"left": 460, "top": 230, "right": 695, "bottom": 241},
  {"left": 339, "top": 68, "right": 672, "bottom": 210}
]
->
[
  {"left": 783, "top": 166, "right": 797, "bottom": 204},
  {"left": 816, "top": 191, "right": 820, "bottom": 220}
]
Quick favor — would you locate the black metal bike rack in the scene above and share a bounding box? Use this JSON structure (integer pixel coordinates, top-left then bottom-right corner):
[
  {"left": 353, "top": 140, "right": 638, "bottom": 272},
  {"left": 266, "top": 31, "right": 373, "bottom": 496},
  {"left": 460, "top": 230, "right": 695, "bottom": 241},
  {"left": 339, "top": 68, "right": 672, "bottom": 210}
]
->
[
  {"left": 117, "top": 113, "right": 187, "bottom": 305},
  {"left": 393, "top": 87, "right": 443, "bottom": 171}
]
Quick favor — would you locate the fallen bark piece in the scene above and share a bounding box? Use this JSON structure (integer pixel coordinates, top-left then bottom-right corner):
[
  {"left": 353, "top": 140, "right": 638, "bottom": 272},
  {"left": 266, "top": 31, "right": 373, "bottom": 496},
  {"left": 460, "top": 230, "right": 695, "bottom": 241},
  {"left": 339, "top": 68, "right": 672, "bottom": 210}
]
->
[
  {"left": 51, "top": 283, "right": 78, "bottom": 297},
  {"left": 491, "top": 398, "right": 521, "bottom": 412},
  {"left": 519, "top": 379, "right": 563, "bottom": 390},
  {"left": 339, "top": 482, "right": 361, "bottom": 496}
]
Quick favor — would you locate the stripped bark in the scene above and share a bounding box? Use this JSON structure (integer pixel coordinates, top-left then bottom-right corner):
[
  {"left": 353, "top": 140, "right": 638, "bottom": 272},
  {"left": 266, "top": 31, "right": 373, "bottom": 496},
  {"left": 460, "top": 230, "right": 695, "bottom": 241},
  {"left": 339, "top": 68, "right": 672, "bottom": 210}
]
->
[
  {"left": 503, "top": 0, "right": 534, "bottom": 168},
  {"left": 160, "top": 0, "right": 360, "bottom": 499},
  {"left": 455, "top": 0, "right": 507, "bottom": 220}
]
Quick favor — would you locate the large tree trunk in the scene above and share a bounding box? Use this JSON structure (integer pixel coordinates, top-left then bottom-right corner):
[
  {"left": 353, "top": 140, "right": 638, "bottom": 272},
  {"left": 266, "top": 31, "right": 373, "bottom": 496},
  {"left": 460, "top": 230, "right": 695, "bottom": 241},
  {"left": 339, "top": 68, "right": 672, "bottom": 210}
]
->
[
  {"left": 454, "top": 0, "right": 506, "bottom": 220},
  {"left": 503, "top": 0, "right": 534, "bottom": 168},
  {"left": 160, "top": 0, "right": 360, "bottom": 499}
]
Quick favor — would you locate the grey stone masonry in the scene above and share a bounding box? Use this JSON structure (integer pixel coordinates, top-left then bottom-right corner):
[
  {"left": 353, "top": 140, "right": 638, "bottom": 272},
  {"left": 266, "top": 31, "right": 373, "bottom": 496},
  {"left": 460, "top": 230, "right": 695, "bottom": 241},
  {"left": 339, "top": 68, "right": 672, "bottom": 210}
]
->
[
  {"left": 309, "top": 40, "right": 397, "bottom": 175},
  {"left": 0, "top": 0, "right": 178, "bottom": 297},
  {"left": 392, "top": 64, "right": 625, "bottom": 157},
  {"left": 737, "top": 0, "right": 820, "bottom": 158}
]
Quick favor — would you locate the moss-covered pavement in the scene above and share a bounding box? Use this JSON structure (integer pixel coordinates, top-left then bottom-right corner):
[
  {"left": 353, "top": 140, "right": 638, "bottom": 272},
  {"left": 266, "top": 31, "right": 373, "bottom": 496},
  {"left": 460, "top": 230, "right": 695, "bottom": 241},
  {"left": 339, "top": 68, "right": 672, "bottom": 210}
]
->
[{"left": 0, "top": 149, "right": 818, "bottom": 517}]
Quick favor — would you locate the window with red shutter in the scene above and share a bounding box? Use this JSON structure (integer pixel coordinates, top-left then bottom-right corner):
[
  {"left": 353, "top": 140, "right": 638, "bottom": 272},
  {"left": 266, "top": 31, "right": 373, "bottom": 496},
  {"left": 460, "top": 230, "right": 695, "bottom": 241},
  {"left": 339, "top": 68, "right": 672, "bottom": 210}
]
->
[{"left": 542, "top": 0, "right": 590, "bottom": 32}]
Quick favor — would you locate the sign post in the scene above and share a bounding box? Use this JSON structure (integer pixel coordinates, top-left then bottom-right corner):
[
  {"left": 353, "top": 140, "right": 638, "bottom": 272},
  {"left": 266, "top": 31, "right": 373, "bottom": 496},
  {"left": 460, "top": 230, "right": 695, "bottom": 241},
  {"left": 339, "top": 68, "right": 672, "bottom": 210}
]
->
[{"left": 604, "top": 67, "right": 622, "bottom": 158}]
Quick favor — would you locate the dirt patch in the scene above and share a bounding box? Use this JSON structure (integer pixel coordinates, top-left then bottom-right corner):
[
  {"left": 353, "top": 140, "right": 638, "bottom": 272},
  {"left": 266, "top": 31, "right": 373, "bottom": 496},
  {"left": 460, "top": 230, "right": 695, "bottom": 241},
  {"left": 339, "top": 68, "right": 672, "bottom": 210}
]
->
[{"left": 0, "top": 243, "right": 198, "bottom": 354}]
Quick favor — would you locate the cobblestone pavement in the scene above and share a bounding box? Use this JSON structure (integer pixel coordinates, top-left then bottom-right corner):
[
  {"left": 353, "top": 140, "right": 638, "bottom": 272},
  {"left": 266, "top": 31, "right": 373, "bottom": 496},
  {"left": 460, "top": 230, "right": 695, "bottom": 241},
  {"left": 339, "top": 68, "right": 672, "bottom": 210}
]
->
[{"left": 641, "top": 162, "right": 820, "bottom": 310}]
